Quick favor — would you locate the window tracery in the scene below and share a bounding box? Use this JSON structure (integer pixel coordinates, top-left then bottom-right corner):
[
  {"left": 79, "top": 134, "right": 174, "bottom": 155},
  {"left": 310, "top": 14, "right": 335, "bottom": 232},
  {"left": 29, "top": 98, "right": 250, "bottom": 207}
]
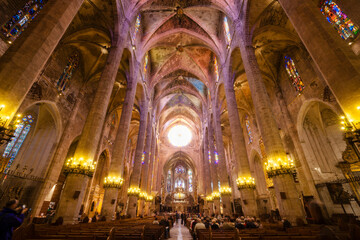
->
[
  {"left": 3, "top": 115, "right": 34, "bottom": 173},
  {"left": 57, "top": 54, "right": 79, "bottom": 92},
  {"left": 132, "top": 14, "right": 141, "bottom": 43},
  {"left": 1, "top": 0, "right": 48, "bottom": 42},
  {"left": 320, "top": 0, "right": 359, "bottom": 40},
  {"left": 214, "top": 57, "right": 219, "bottom": 82},
  {"left": 245, "top": 115, "right": 253, "bottom": 143},
  {"left": 285, "top": 56, "right": 305, "bottom": 93},
  {"left": 188, "top": 169, "right": 193, "bottom": 192},
  {"left": 175, "top": 165, "right": 185, "bottom": 174},
  {"left": 223, "top": 16, "right": 231, "bottom": 45},
  {"left": 167, "top": 170, "right": 171, "bottom": 192}
]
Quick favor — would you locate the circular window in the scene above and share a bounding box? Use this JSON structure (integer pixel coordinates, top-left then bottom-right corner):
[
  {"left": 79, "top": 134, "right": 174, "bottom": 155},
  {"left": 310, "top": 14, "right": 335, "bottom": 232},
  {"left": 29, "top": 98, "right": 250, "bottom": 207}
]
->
[{"left": 168, "top": 125, "right": 192, "bottom": 147}]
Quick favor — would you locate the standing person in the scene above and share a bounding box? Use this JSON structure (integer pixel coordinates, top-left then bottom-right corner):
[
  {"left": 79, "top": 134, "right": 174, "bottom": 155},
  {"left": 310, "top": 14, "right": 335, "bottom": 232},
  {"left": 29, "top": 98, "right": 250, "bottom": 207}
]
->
[{"left": 0, "top": 199, "right": 28, "bottom": 240}]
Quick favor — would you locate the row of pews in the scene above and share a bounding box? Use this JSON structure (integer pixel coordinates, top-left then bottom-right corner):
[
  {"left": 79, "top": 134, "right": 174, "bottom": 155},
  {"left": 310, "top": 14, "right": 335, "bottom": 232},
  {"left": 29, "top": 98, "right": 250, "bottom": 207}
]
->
[
  {"left": 187, "top": 221, "right": 322, "bottom": 240},
  {"left": 13, "top": 217, "right": 167, "bottom": 240}
]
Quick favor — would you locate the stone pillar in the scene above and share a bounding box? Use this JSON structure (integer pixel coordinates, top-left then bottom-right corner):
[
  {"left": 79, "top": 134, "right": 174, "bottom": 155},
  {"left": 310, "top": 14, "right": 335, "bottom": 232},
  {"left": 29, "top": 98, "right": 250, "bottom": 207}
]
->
[
  {"left": 127, "top": 99, "right": 149, "bottom": 218},
  {"left": 203, "top": 135, "right": 213, "bottom": 215},
  {"left": 274, "top": 87, "right": 319, "bottom": 199},
  {"left": 210, "top": 97, "right": 232, "bottom": 216},
  {"left": 208, "top": 118, "right": 220, "bottom": 214},
  {"left": 138, "top": 110, "right": 154, "bottom": 216},
  {"left": 145, "top": 127, "right": 156, "bottom": 215},
  {"left": 278, "top": 0, "right": 360, "bottom": 123},
  {"left": 237, "top": 22, "right": 305, "bottom": 223},
  {"left": 55, "top": 40, "right": 125, "bottom": 223},
  {"left": 101, "top": 78, "right": 138, "bottom": 219},
  {"left": 32, "top": 91, "right": 83, "bottom": 216},
  {"left": 222, "top": 62, "right": 257, "bottom": 216},
  {"left": 0, "top": 0, "right": 85, "bottom": 120}
]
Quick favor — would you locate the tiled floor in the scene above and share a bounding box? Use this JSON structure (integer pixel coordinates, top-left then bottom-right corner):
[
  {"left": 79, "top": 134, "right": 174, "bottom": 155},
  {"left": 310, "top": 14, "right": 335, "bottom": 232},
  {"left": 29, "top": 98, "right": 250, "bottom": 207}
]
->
[{"left": 169, "top": 220, "right": 193, "bottom": 240}]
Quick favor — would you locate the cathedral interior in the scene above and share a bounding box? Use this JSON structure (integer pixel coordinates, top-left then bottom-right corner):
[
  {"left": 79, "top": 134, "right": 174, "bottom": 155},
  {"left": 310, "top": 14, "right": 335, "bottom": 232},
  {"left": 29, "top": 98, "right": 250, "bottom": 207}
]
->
[{"left": 0, "top": 0, "right": 360, "bottom": 229}]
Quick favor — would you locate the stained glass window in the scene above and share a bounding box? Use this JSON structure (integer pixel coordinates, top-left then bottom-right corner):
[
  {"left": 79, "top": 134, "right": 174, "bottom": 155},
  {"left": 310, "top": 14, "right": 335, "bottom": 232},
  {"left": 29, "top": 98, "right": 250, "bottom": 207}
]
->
[
  {"left": 285, "top": 56, "right": 305, "bottom": 93},
  {"left": 208, "top": 150, "right": 211, "bottom": 163},
  {"left": 143, "top": 52, "right": 149, "bottom": 75},
  {"left": 175, "top": 166, "right": 185, "bottom": 174},
  {"left": 57, "top": 54, "right": 79, "bottom": 92},
  {"left": 141, "top": 152, "right": 145, "bottom": 164},
  {"left": 175, "top": 178, "right": 185, "bottom": 189},
  {"left": 132, "top": 14, "right": 141, "bottom": 43},
  {"left": 214, "top": 151, "right": 219, "bottom": 164},
  {"left": 223, "top": 16, "right": 231, "bottom": 44},
  {"left": 214, "top": 57, "right": 219, "bottom": 82},
  {"left": 3, "top": 115, "right": 34, "bottom": 173},
  {"left": 1, "top": 0, "right": 48, "bottom": 42},
  {"left": 245, "top": 115, "right": 253, "bottom": 143},
  {"left": 320, "top": 1, "right": 359, "bottom": 40},
  {"left": 188, "top": 170, "right": 193, "bottom": 192},
  {"left": 167, "top": 170, "right": 172, "bottom": 192}
]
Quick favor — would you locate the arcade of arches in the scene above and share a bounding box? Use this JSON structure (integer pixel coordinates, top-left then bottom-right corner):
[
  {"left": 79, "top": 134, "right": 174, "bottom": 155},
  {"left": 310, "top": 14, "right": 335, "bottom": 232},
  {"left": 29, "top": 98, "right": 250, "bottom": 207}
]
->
[{"left": 0, "top": 0, "right": 360, "bottom": 225}]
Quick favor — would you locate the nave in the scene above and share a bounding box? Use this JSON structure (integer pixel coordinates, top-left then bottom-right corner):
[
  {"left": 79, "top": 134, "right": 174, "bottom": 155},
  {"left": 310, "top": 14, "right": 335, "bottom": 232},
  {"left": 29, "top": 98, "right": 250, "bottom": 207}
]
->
[{"left": 0, "top": 0, "right": 360, "bottom": 238}]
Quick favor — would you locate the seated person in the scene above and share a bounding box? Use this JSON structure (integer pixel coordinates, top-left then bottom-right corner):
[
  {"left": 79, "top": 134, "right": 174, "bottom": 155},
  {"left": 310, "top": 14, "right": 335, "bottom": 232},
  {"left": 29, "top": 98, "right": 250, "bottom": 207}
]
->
[
  {"left": 211, "top": 219, "right": 220, "bottom": 230},
  {"left": 222, "top": 218, "right": 235, "bottom": 230}
]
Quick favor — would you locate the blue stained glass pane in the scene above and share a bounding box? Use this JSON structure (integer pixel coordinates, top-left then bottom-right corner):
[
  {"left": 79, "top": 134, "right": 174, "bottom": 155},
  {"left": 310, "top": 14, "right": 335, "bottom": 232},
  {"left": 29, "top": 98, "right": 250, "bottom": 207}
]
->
[{"left": 3, "top": 116, "right": 33, "bottom": 173}]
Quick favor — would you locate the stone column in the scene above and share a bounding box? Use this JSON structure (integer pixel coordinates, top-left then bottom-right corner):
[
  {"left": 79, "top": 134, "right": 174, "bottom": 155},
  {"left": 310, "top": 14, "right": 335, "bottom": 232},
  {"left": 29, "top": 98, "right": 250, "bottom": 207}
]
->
[
  {"left": 145, "top": 127, "right": 156, "bottom": 215},
  {"left": 0, "top": 0, "right": 85, "bottom": 120},
  {"left": 32, "top": 91, "right": 84, "bottom": 216},
  {"left": 55, "top": 39, "right": 126, "bottom": 223},
  {"left": 127, "top": 99, "right": 149, "bottom": 218},
  {"left": 222, "top": 62, "right": 257, "bottom": 216},
  {"left": 210, "top": 96, "right": 232, "bottom": 216},
  {"left": 208, "top": 118, "right": 220, "bottom": 214},
  {"left": 203, "top": 134, "right": 213, "bottom": 215},
  {"left": 236, "top": 20, "right": 305, "bottom": 223},
  {"left": 274, "top": 87, "right": 319, "bottom": 199},
  {"left": 100, "top": 68, "right": 138, "bottom": 219},
  {"left": 278, "top": 0, "right": 360, "bottom": 123},
  {"left": 138, "top": 110, "right": 154, "bottom": 216}
]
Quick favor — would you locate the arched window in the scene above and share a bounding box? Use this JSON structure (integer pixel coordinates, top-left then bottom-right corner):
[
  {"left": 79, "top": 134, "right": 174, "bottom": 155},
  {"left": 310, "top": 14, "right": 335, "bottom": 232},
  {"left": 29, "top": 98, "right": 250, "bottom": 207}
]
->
[
  {"left": 141, "top": 152, "right": 145, "bottom": 164},
  {"left": 214, "top": 57, "right": 219, "bottom": 82},
  {"left": 3, "top": 115, "right": 34, "bottom": 173},
  {"left": 188, "top": 170, "right": 193, "bottom": 192},
  {"left": 175, "top": 178, "right": 185, "bottom": 189},
  {"left": 245, "top": 115, "right": 253, "bottom": 143},
  {"left": 223, "top": 16, "right": 232, "bottom": 45},
  {"left": 57, "top": 54, "right": 79, "bottom": 92},
  {"left": 175, "top": 165, "right": 185, "bottom": 174},
  {"left": 167, "top": 170, "right": 172, "bottom": 192},
  {"left": 1, "top": 0, "right": 48, "bottom": 42},
  {"left": 208, "top": 150, "right": 211, "bottom": 163},
  {"left": 143, "top": 52, "right": 149, "bottom": 75},
  {"left": 132, "top": 14, "right": 141, "bottom": 43},
  {"left": 320, "top": 1, "right": 359, "bottom": 40},
  {"left": 285, "top": 56, "right": 305, "bottom": 93},
  {"left": 214, "top": 150, "right": 219, "bottom": 164}
]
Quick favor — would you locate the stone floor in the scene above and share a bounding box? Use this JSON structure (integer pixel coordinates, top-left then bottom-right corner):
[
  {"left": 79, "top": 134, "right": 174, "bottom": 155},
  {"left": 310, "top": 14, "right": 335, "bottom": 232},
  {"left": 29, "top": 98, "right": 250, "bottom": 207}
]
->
[{"left": 169, "top": 220, "right": 193, "bottom": 240}]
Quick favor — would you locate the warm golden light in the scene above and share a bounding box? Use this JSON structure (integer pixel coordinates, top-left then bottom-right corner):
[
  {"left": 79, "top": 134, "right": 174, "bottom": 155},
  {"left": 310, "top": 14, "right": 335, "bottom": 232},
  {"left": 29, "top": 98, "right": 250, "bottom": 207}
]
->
[
  {"left": 236, "top": 177, "right": 256, "bottom": 189},
  {"left": 168, "top": 125, "right": 192, "bottom": 147},
  {"left": 127, "top": 187, "right": 141, "bottom": 196}
]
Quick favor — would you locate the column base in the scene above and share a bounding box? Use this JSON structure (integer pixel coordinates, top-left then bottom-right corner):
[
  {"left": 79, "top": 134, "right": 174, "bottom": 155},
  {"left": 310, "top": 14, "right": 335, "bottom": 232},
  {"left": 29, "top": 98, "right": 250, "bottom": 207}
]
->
[
  {"left": 213, "top": 199, "right": 221, "bottom": 216},
  {"left": 101, "top": 188, "right": 119, "bottom": 220},
  {"left": 127, "top": 195, "right": 138, "bottom": 218},
  {"left": 221, "top": 195, "right": 232, "bottom": 216},
  {"left": 138, "top": 199, "right": 145, "bottom": 216},
  {"left": 239, "top": 188, "right": 258, "bottom": 217},
  {"left": 273, "top": 174, "right": 306, "bottom": 225},
  {"left": 55, "top": 174, "right": 89, "bottom": 224}
]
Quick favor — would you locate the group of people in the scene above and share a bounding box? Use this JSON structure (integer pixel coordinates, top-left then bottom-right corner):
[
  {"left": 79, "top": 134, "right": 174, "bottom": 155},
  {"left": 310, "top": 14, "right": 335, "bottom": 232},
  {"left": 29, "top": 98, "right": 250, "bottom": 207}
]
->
[{"left": 186, "top": 214, "right": 265, "bottom": 238}]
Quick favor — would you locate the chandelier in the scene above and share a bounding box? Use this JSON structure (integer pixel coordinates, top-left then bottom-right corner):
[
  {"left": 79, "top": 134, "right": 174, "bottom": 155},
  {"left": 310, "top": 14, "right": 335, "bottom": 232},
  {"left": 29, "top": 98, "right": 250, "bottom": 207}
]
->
[{"left": 0, "top": 106, "right": 22, "bottom": 145}]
